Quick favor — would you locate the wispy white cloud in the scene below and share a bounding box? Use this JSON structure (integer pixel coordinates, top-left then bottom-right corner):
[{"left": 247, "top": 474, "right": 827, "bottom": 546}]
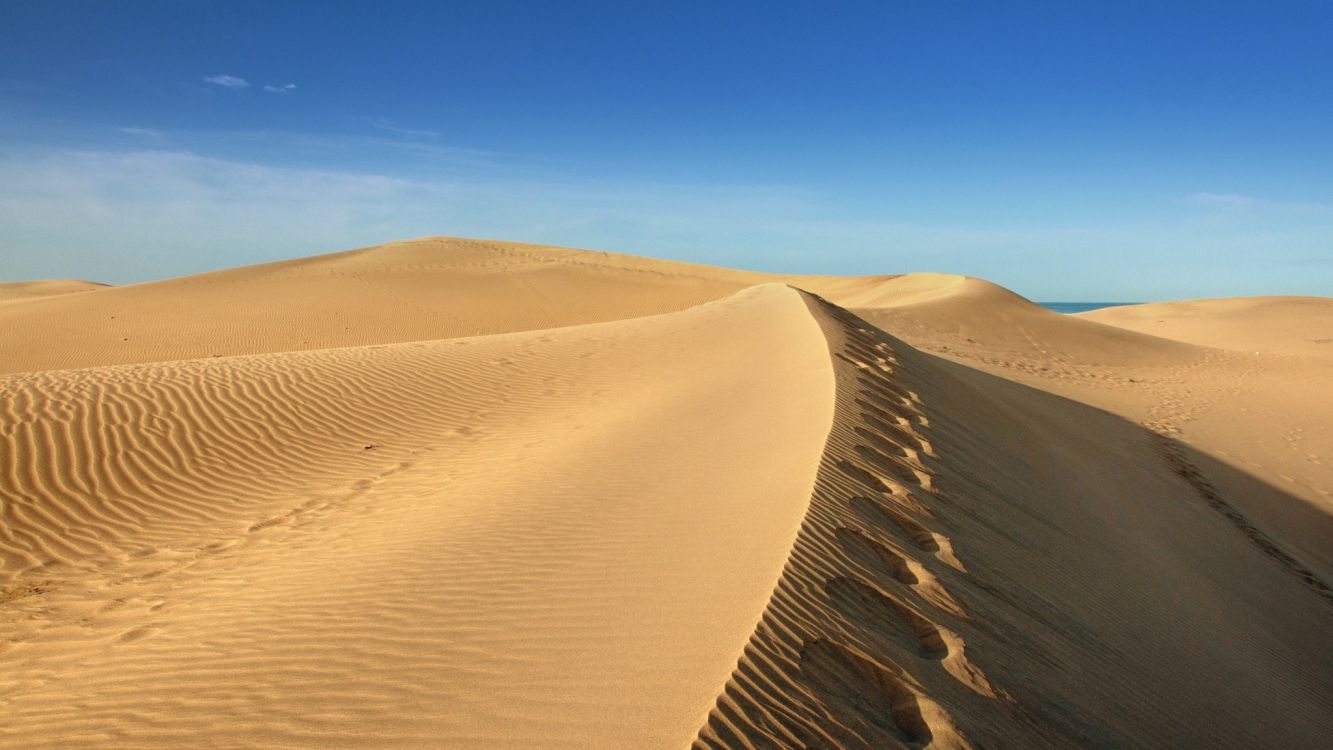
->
[
  {"left": 1185, "top": 191, "right": 1331, "bottom": 215},
  {"left": 117, "top": 127, "right": 164, "bottom": 139},
  {"left": 101, "top": 126, "right": 510, "bottom": 169},
  {"left": 1, "top": 147, "right": 1329, "bottom": 299},
  {"left": 1188, "top": 192, "right": 1255, "bottom": 208},
  {"left": 203, "top": 74, "right": 249, "bottom": 89},
  {"left": 369, "top": 118, "right": 440, "bottom": 138},
  {"left": 263, "top": 83, "right": 297, "bottom": 94}
]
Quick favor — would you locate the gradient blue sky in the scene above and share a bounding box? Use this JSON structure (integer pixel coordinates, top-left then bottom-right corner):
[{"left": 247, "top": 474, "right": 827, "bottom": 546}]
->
[{"left": 2, "top": 1, "right": 1330, "bottom": 300}]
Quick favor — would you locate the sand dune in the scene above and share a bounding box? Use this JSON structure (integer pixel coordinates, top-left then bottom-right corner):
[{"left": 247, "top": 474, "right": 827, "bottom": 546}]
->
[
  {"left": 2, "top": 237, "right": 1330, "bottom": 748},
  {"left": 0, "top": 279, "right": 108, "bottom": 304},
  {"left": 851, "top": 274, "right": 1197, "bottom": 367},
  {"left": 0, "top": 238, "right": 756, "bottom": 374},
  {"left": 851, "top": 280, "right": 1333, "bottom": 581},
  {"left": 2, "top": 284, "right": 833, "bottom": 748},
  {"left": 0, "top": 236, "right": 917, "bottom": 375},
  {"left": 1082, "top": 295, "right": 1333, "bottom": 358},
  {"left": 697, "top": 297, "right": 1331, "bottom": 748}
]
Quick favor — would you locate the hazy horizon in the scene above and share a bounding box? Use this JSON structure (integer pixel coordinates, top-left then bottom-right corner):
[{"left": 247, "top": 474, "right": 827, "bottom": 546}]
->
[{"left": 3, "top": 2, "right": 1330, "bottom": 301}]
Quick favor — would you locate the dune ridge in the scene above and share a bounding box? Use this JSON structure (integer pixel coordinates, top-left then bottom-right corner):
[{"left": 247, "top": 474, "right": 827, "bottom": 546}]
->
[
  {"left": 0, "top": 236, "right": 1199, "bottom": 377},
  {"left": 694, "top": 297, "right": 994, "bottom": 750},
  {"left": 0, "top": 237, "right": 983, "bottom": 375}
]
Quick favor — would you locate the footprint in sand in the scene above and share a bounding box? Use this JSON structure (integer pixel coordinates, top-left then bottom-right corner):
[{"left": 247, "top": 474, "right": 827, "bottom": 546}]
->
[
  {"left": 799, "top": 638, "right": 949, "bottom": 748},
  {"left": 850, "top": 496, "right": 966, "bottom": 572}
]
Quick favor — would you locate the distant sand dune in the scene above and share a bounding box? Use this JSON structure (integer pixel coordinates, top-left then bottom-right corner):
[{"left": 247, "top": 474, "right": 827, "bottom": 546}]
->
[
  {"left": 1082, "top": 295, "right": 1333, "bottom": 358},
  {"left": 0, "top": 238, "right": 785, "bottom": 374},
  {"left": 2, "top": 237, "right": 1329, "bottom": 748},
  {"left": 0, "top": 279, "right": 107, "bottom": 304}
]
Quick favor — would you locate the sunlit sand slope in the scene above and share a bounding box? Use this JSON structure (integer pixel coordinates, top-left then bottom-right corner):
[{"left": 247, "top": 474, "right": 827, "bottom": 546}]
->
[{"left": 0, "top": 285, "right": 833, "bottom": 749}]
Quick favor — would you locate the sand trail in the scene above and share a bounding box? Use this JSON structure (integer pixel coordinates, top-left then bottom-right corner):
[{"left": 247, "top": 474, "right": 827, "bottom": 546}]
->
[{"left": 694, "top": 300, "right": 1001, "bottom": 749}]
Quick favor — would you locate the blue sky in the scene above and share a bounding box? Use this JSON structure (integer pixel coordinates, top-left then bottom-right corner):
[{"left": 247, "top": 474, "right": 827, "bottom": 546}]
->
[{"left": 2, "top": 1, "right": 1330, "bottom": 300}]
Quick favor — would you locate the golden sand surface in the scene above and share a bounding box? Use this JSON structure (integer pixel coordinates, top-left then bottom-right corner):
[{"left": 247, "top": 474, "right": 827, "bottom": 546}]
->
[{"left": 2, "top": 237, "right": 1329, "bottom": 748}]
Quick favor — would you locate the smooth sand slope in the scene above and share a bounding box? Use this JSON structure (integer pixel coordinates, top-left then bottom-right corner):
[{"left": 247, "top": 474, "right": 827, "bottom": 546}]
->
[{"left": 2, "top": 237, "right": 1330, "bottom": 748}]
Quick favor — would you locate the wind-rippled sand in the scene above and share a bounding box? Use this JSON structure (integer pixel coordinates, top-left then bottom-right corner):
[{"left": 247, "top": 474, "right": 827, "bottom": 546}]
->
[{"left": 2, "top": 237, "right": 1330, "bottom": 748}]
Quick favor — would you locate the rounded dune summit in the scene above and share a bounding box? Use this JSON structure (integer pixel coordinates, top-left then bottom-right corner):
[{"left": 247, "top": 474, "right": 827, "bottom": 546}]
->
[
  {"left": 0, "top": 279, "right": 108, "bottom": 304},
  {"left": 1081, "top": 295, "right": 1333, "bottom": 358}
]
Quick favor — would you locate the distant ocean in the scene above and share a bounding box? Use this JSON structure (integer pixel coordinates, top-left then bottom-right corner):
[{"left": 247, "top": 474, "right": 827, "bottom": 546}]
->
[{"left": 1038, "top": 302, "right": 1137, "bottom": 314}]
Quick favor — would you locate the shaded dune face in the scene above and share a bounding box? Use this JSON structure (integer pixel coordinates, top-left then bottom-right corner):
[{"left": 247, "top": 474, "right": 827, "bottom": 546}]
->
[
  {"left": 693, "top": 295, "right": 1332, "bottom": 749},
  {"left": 849, "top": 271, "right": 1333, "bottom": 586}
]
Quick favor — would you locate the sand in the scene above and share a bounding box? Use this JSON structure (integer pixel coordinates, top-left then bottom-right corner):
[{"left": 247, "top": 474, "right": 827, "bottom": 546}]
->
[
  {"left": 1083, "top": 295, "right": 1333, "bottom": 359},
  {"left": 855, "top": 282, "right": 1333, "bottom": 581},
  {"left": 0, "top": 279, "right": 107, "bottom": 304},
  {"left": 1, "top": 237, "right": 1329, "bottom": 748}
]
